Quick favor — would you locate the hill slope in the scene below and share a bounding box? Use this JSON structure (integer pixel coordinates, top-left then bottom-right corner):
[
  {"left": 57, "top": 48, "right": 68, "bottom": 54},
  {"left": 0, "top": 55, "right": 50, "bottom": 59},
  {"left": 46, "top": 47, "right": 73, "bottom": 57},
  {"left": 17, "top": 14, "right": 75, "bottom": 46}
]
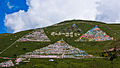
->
[{"left": 0, "top": 20, "right": 120, "bottom": 68}]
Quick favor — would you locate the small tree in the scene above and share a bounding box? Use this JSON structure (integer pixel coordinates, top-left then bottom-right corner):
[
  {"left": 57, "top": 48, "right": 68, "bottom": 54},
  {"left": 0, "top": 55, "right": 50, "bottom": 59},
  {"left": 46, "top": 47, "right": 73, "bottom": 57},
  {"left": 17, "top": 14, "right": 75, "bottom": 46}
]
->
[
  {"left": 14, "top": 54, "right": 17, "bottom": 57},
  {"left": 23, "top": 48, "right": 27, "bottom": 51},
  {"left": 110, "top": 47, "right": 118, "bottom": 64}
]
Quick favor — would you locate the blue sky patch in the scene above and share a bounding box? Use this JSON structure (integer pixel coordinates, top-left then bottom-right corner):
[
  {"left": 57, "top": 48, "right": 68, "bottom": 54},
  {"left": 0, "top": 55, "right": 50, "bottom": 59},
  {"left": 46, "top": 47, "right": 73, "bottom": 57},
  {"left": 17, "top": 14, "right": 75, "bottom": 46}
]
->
[{"left": 0, "top": 0, "right": 28, "bottom": 33}]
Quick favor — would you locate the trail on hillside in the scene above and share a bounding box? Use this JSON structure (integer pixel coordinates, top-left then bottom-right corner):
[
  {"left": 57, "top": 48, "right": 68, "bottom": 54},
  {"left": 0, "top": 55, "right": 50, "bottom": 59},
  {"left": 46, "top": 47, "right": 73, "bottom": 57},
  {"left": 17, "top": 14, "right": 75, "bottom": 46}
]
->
[{"left": 0, "top": 30, "right": 35, "bottom": 55}]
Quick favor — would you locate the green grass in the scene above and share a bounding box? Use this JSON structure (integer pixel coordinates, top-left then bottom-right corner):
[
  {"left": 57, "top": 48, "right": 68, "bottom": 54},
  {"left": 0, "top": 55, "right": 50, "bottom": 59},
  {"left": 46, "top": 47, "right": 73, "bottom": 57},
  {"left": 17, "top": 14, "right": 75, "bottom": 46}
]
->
[
  {"left": 0, "top": 20, "right": 120, "bottom": 68},
  {"left": 11, "top": 58, "right": 120, "bottom": 68}
]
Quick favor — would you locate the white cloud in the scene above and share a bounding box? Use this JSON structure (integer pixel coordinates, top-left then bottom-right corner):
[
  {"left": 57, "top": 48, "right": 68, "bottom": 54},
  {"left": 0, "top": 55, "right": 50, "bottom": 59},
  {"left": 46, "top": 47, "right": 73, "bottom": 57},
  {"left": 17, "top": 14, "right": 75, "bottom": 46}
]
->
[
  {"left": 96, "top": 0, "right": 120, "bottom": 23},
  {"left": 5, "top": 0, "right": 99, "bottom": 33},
  {"left": 116, "top": 17, "right": 120, "bottom": 23},
  {"left": 7, "top": 2, "right": 14, "bottom": 9}
]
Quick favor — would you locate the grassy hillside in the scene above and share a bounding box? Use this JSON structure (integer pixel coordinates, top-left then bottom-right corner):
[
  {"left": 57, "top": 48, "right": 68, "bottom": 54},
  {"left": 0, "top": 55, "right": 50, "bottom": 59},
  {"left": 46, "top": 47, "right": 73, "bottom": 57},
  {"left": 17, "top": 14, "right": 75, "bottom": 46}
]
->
[{"left": 0, "top": 20, "right": 120, "bottom": 68}]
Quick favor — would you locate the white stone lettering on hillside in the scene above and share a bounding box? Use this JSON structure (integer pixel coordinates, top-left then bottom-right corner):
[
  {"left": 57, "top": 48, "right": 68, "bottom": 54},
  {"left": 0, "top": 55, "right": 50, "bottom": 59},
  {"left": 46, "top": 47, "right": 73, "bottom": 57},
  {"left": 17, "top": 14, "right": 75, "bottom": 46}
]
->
[{"left": 51, "top": 32, "right": 81, "bottom": 37}]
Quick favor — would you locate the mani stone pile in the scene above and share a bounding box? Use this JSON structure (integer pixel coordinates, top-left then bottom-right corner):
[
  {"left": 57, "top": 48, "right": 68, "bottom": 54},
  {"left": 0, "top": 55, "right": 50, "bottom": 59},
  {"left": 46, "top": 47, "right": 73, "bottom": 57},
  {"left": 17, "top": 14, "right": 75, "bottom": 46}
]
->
[
  {"left": 19, "top": 40, "right": 92, "bottom": 58},
  {"left": 60, "top": 24, "right": 82, "bottom": 33},
  {"left": 76, "top": 26, "right": 113, "bottom": 42},
  {"left": 0, "top": 60, "right": 14, "bottom": 67},
  {"left": 18, "top": 29, "right": 50, "bottom": 42}
]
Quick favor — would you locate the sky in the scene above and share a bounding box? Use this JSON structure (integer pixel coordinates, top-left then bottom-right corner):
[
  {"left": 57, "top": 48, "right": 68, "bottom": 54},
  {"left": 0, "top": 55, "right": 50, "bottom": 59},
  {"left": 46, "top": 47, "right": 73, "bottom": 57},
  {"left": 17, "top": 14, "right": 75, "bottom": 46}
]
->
[
  {"left": 0, "top": 0, "right": 120, "bottom": 33},
  {"left": 0, "top": 0, "right": 28, "bottom": 33}
]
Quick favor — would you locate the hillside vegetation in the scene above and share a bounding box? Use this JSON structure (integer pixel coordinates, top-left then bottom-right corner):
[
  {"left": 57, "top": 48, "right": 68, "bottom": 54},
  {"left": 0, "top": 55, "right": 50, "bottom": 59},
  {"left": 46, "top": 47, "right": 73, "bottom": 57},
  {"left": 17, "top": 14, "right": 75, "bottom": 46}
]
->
[{"left": 0, "top": 20, "right": 120, "bottom": 68}]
